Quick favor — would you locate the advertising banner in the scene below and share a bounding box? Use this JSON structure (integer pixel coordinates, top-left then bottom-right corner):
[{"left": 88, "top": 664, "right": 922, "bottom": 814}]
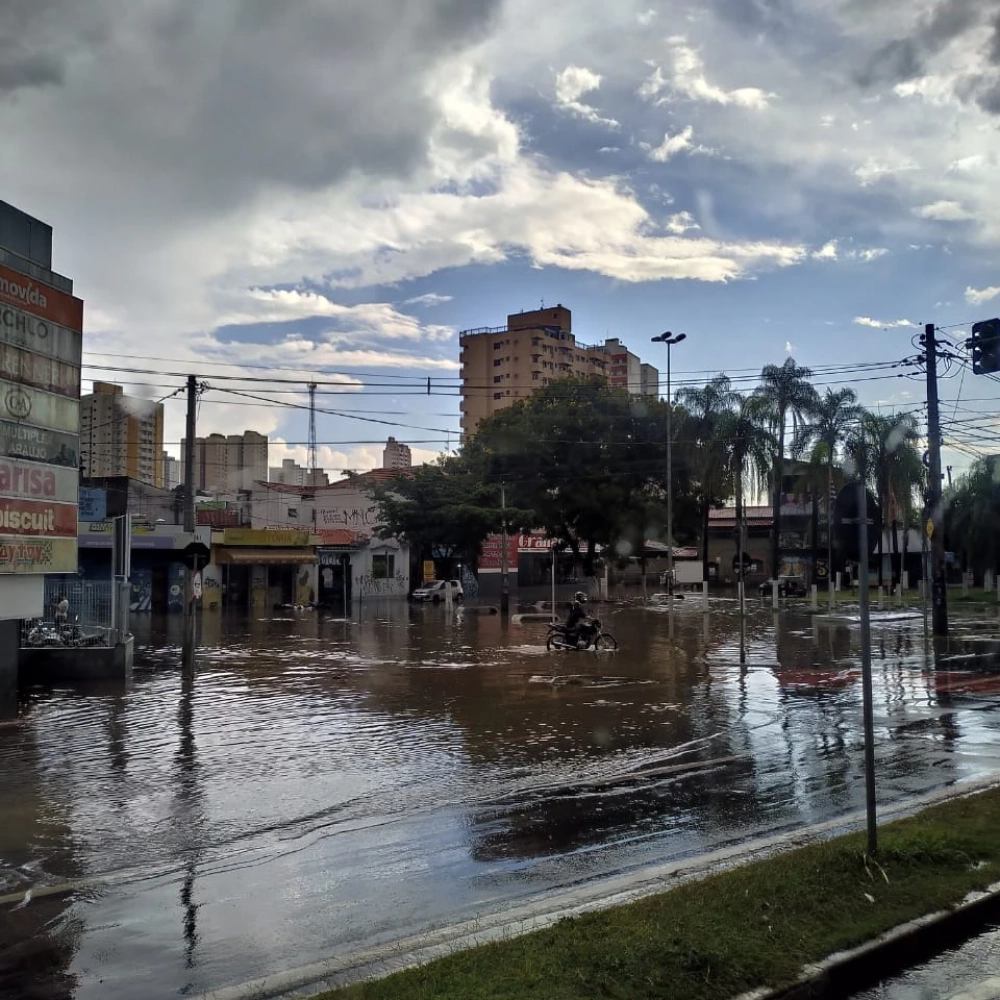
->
[
  {"left": 0, "top": 304, "right": 82, "bottom": 365},
  {"left": 0, "top": 381, "right": 79, "bottom": 435},
  {"left": 0, "top": 418, "right": 78, "bottom": 467},
  {"left": 0, "top": 344, "right": 80, "bottom": 398},
  {"left": 0, "top": 535, "right": 77, "bottom": 574},
  {"left": 0, "top": 263, "right": 83, "bottom": 331},
  {"left": 478, "top": 533, "right": 520, "bottom": 572},
  {"left": 78, "top": 487, "right": 107, "bottom": 522},
  {"left": 0, "top": 459, "right": 78, "bottom": 503},
  {"left": 0, "top": 497, "right": 77, "bottom": 537}
]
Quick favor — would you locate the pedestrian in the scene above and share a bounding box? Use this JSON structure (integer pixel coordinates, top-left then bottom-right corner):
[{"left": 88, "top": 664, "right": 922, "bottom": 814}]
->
[{"left": 54, "top": 594, "right": 69, "bottom": 625}]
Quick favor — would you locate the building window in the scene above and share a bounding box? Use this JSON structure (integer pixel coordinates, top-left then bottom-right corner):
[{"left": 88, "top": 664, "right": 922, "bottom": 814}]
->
[
  {"left": 494, "top": 392, "right": 503, "bottom": 399},
  {"left": 372, "top": 552, "right": 395, "bottom": 579},
  {"left": 493, "top": 375, "right": 501, "bottom": 383},
  {"left": 494, "top": 341, "right": 503, "bottom": 350},
  {"left": 494, "top": 359, "right": 502, "bottom": 367},
  {"left": 533, "top": 372, "right": 540, "bottom": 380}
]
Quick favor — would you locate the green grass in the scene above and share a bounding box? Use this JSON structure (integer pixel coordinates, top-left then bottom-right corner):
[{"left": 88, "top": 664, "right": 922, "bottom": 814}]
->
[{"left": 320, "top": 789, "right": 1000, "bottom": 1000}]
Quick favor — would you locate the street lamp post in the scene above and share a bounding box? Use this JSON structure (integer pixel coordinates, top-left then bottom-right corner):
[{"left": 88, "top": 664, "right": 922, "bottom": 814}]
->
[{"left": 651, "top": 332, "right": 687, "bottom": 617}]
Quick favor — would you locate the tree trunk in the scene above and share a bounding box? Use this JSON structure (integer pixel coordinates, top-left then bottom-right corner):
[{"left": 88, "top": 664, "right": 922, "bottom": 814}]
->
[
  {"left": 891, "top": 518, "right": 900, "bottom": 591},
  {"left": 771, "top": 419, "right": 785, "bottom": 578}
]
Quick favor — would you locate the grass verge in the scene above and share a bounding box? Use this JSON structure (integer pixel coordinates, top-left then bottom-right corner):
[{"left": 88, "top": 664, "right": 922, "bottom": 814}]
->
[{"left": 319, "top": 787, "right": 1000, "bottom": 1000}]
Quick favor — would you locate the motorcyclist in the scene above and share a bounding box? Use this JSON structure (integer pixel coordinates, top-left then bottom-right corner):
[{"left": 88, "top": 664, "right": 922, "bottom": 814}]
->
[{"left": 564, "top": 591, "right": 588, "bottom": 646}]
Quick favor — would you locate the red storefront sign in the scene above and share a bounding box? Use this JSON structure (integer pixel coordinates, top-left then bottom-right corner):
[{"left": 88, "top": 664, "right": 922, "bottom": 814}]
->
[
  {"left": 0, "top": 496, "right": 78, "bottom": 537},
  {"left": 0, "top": 263, "right": 83, "bottom": 331},
  {"left": 478, "top": 533, "right": 519, "bottom": 571}
]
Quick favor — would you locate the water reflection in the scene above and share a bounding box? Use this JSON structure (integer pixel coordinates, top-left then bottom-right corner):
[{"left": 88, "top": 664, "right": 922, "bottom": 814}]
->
[{"left": 2, "top": 601, "right": 1000, "bottom": 999}]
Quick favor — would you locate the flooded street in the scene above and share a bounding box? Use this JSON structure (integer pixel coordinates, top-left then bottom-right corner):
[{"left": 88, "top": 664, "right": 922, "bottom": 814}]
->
[{"left": 4, "top": 600, "right": 1000, "bottom": 999}]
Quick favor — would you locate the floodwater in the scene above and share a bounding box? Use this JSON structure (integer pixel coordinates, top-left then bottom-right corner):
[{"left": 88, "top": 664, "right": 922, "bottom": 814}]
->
[{"left": 3, "top": 599, "right": 1000, "bottom": 999}]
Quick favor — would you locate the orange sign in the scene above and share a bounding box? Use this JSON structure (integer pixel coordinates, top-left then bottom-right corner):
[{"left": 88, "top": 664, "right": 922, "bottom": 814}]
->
[{"left": 0, "top": 264, "right": 83, "bottom": 331}]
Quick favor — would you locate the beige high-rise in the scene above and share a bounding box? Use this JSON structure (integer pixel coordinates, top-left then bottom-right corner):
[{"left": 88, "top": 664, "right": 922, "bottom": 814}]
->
[
  {"left": 80, "top": 382, "right": 165, "bottom": 486},
  {"left": 181, "top": 429, "right": 269, "bottom": 494},
  {"left": 458, "top": 305, "right": 659, "bottom": 438}
]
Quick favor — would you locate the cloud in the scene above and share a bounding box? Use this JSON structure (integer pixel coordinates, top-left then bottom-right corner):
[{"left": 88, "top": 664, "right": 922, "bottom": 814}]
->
[
  {"left": 784, "top": 340, "right": 795, "bottom": 353},
  {"left": 916, "top": 200, "right": 975, "bottom": 221},
  {"left": 665, "top": 211, "right": 700, "bottom": 235},
  {"left": 853, "top": 317, "right": 918, "bottom": 329},
  {"left": 403, "top": 293, "right": 453, "bottom": 307},
  {"left": 554, "top": 65, "right": 618, "bottom": 126},
  {"left": 966, "top": 285, "right": 1000, "bottom": 305},
  {"left": 649, "top": 126, "right": 694, "bottom": 162},
  {"left": 641, "top": 38, "right": 772, "bottom": 108},
  {"left": 812, "top": 240, "right": 839, "bottom": 260},
  {"left": 858, "top": 247, "right": 889, "bottom": 262}
]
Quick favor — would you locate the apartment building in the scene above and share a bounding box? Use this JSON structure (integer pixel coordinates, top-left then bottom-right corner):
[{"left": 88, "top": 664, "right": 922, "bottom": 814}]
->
[
  {"left": 161, "top": 451, "right": 181, "bottom": 490},
  {"left": 81, "top": 382, "right": 164, "bottom": 487},
  {"left": 382, "top": 436, "right": 412, "bottom": 470},
  {"left": 269, "top": 458, "right": 329, "bottom": 488},
  {"left": 182, "top": 429, "right": 269, "bottom": 494},
  {"left": 458, "top": 305, "right": 659, "bottom": 437}
]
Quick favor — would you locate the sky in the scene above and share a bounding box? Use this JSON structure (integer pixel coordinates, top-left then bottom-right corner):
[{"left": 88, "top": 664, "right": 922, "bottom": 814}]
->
[{"left": 3, "top": 0, "right": 1000, "bottom": 479}]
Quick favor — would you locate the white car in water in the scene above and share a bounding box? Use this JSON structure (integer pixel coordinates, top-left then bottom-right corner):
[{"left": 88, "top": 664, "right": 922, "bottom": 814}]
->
[{"left": 411, "top": 579, "right": 464, "bottom": 603}]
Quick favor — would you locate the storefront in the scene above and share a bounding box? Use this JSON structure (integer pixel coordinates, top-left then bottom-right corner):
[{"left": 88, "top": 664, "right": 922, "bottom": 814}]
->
[{"left": 211, "top": 528, "right": 318, "bottom": 609}]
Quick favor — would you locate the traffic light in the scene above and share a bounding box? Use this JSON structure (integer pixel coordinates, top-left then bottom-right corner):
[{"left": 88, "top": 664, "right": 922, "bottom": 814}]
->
[{"left": 970, "top": 318, "right": 1000, "bottom": 374}]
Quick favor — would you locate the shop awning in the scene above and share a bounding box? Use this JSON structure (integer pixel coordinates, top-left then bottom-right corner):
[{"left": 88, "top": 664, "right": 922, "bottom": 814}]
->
[{"left": 215, "top": 548, "right": 318, "bottom": 566}]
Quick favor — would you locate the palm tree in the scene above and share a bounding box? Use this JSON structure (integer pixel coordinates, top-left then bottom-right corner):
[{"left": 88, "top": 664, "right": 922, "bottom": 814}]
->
[
  {"left": 792, "top": 388, "right": 862, "bottom": 589},
  {"left": 848, "top": 411, "right": 923, "bottom": 589},
  {"left": 677, "top": 375, "right": 740, "bottom": 582},
  {"left": 721, "top": 394, "right": 774, "bottom": 581},
  {"left": 755, "top": 359, "right": 819, "bottom": 578}
]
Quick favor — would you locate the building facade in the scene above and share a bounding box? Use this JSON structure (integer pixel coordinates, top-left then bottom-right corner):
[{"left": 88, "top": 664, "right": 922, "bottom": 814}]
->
[
  {"left": 382, "top": 436, "right": 412, "bottom": 469},
  {"left": 0, "top": 201, "right": 83, "bottom": 675},
  {"left": 268, "top": 458, "right": 329, "bottom": 487},
  {"left": 81, "top": 382, "right": 164, "bottom": 487},
  {"left": 458, "top": 305, "right": 659, "bottom": 437},
  {"left": 161, "top": 451, "right": 181, "bottom": 490},
  {"left": 182, "top": 429, "right": 269, "bottom": 494}
]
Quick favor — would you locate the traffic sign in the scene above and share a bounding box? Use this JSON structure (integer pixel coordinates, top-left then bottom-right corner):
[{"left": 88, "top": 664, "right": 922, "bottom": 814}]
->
[
  {"left": 926, "top": 518, "right": 934, "bottom": 539},
  {"left": 192, "top": 571, "right": 203, "bottom": 601}
]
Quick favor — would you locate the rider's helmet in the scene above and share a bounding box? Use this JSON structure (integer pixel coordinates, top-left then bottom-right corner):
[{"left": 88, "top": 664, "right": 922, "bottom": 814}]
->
[{"left": 574, "top": 591, "right": 587, "bottom": 603}]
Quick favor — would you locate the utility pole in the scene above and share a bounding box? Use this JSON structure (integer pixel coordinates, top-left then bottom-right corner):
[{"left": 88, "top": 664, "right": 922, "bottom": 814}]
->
[
  {"left": 500, "top": 481, "right": 509, "bottom": 617},
  {"left": 857, "top": 476, "right": 878, "bottom": 856},
  {"left": 307, "top": 382, "right": 318, "bottom": 484},
  {"left": 182, "top": 375, "right": 198, "bottom": 674},
  {"left": 924, "top": 323, "right": 948, "bottom": 637}
]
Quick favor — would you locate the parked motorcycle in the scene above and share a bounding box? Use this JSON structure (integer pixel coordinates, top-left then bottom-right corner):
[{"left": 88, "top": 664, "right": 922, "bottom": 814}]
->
[
  {"left": 546, "top": 616, "right": 618, "bottom": 651},
  {"left": 23, "top": 616, "right": 108, "bottom": 649}
]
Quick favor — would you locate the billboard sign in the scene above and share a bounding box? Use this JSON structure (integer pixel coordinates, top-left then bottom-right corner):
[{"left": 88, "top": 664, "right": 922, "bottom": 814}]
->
[
  {"left": 0, "top": 417, "right": 79, "bottom": 467},
  {"left": 0, "top": 263, "right": 83, "bottom": 331},
  {"left": 0, "top": 535, "right": 77, "bottom": 574},
  {"left": 223, "top": 528, "right": 311, "bottom": 547},
  {"left": 0, "top": 497, "right": 77, "bottom": 537},
  {"left": 0, "top": 304, "right": 82, "bottom": 365},
  {"left": 78, "top": 487, "right": 107, "bottom": 522},
  {"left": 0, "top": 344, "right": 80, "bottom": 398},
  {"left": 0, "top": 381, "right": 79, "bottom": 435},
  {"left": 0, "top": 459, "right": 78, "bottom": 503}
]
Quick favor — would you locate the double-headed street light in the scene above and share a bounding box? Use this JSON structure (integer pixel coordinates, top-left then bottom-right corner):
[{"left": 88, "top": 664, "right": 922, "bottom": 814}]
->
[{"left": 651, "top": 332, "right": 687, "bottom": 607}]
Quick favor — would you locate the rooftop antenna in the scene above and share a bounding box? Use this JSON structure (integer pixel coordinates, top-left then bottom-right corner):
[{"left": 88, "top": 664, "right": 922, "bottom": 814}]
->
[{"left": 307, "top": 382, "right": 318, "bottom": 482}]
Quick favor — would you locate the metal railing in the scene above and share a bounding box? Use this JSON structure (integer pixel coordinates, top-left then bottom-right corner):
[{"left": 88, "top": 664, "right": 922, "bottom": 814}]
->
[{"left": 21, "top": 578, "right": 115, "bottom": 649}]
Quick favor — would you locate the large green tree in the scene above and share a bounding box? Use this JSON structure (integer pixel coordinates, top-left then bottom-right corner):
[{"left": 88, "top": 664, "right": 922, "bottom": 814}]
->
[
  {"left": 755, "top": 358, "right": 819, "bottom": 577},
  {"left": 464, "top": 377, "right": 696, "bottom": 577},
  {"left": 365, "top": 458, "right": 521, "bottom": 576},
  {"left": 946, "top": 457, "right": 1000, "bottom": 576}
]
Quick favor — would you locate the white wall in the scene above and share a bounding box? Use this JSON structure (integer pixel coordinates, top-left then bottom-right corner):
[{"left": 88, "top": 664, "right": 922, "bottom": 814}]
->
[{"left": 352, "top": 539, "right": 409, "bottom": 600}]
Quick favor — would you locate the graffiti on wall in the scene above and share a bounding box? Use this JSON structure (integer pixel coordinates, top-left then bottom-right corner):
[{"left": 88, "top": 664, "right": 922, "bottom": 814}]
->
[
  {"left": 355, "top": 570, "right": 407, "bottom": 598},
  {"left": 319, "top": 506, "right": 378, "bottom": 530}
]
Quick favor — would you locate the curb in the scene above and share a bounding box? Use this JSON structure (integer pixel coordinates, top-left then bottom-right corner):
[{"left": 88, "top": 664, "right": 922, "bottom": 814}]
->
[{"left": 732, "top": 881, "right": 1000, "bottom": 1000}]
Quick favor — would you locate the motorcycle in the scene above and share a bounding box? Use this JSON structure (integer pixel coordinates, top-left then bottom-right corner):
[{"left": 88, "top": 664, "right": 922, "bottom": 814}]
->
[{"left": 546, "top": 616, "right": 618, "bottom": 651}]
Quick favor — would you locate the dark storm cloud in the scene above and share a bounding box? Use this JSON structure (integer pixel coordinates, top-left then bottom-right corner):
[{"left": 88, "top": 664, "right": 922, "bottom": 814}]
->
[
  {"left": 1, "top": 0, "right": 503, "bottom": 205},
  {"left": 856, "top": 0, "right": 995, "bottom": 86}
]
